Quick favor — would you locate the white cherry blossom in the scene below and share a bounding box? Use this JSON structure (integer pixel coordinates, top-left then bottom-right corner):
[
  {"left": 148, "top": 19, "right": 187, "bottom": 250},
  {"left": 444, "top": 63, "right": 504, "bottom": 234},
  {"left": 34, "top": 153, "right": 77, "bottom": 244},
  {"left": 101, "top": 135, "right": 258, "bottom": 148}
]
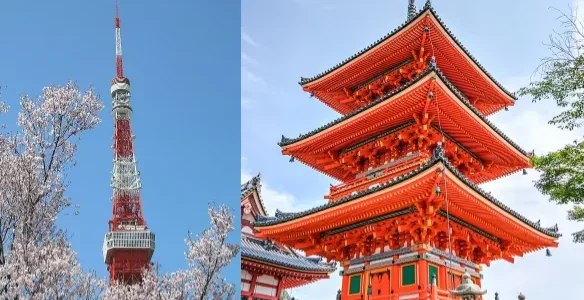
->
[
  {"left": 0, "top": 81, "right": 105, "bottom": 299},
  {"left": 0, "top": 84, "right": 238, "bottom": 299}
]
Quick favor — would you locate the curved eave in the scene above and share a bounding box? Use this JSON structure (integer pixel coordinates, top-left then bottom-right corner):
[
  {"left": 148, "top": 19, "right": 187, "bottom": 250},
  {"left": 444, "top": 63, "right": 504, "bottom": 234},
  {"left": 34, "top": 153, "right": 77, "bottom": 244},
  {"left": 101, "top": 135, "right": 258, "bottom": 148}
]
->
[
  {"left": 300, "top": 5, "right": 515, "bottom": 115},
  {"left": 282, "top": 68, "right": 529, "bottom": 171},
  {"left": 288, "top": 123, "right": 525, "bottom": 185},
  {"left": 241, "top": 236, "right": 337, "bottom": 273},
  {"left": 254, "top": 147, "right": 560, "bottom": 241},
  {"left": 241, "top": 255, "right": 336, "bottom": 275},
  {"left": 241, "top": 175, "right": 268, "bottom": 216}
]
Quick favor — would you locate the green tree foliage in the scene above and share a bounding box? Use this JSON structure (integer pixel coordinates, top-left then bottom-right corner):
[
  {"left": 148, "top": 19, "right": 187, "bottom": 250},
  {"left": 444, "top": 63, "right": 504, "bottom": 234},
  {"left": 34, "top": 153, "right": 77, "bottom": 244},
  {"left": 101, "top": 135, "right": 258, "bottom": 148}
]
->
[{"left": 518, "top": 7, "right": 584, "bottom": 242}]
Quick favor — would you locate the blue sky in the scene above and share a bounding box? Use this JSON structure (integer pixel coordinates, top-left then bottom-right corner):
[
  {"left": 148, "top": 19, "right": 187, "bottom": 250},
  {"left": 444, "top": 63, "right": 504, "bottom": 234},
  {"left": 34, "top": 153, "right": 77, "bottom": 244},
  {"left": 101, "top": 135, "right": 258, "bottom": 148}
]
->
[
  {"left": 0, "top": 0, "right": 240, "bottom": 286},
  {"left": 242, "top": 0, "right": 584, "bottom": 299}
]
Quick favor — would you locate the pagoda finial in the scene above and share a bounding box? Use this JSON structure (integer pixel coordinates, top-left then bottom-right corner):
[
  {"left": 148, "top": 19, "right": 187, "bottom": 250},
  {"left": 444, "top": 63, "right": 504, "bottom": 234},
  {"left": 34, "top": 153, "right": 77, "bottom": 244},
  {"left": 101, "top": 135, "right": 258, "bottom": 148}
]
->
[
  {"left": 114, "top": 0, "right": 124, "bottom": 78},
  {"left": 424, "top": 0, "right": 432, "bottom": 9},
  {"left": 407, "top": 0, "right": 416, "bottom": 20}
]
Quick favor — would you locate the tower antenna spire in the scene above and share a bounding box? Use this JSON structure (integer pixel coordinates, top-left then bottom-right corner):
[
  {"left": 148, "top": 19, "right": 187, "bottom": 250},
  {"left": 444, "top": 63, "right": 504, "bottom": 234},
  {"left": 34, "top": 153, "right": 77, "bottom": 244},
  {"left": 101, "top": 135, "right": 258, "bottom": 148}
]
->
[{"left": 115, "top": 0, "right": 124, "bottom": 78}]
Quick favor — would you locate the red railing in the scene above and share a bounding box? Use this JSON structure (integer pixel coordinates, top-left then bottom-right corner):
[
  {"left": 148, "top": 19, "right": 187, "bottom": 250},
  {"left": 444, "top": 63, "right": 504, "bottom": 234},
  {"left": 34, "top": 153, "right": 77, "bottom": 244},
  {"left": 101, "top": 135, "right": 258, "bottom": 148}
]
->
[{"left": 327, "top": 152, "right": 430, "bottom": 201}]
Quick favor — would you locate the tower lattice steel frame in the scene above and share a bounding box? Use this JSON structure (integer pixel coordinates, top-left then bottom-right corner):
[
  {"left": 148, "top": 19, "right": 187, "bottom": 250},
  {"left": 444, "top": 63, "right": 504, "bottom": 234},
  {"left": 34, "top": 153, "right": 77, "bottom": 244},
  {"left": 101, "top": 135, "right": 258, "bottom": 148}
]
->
[{"left": 102, "top": 0, "right": 155, "bottom": 285}]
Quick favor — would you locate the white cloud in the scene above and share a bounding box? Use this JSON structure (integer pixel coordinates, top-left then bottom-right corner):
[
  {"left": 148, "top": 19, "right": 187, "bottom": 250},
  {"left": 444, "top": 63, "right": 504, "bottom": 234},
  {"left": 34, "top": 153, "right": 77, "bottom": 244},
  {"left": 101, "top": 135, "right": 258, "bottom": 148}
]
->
[
  {"left": 243, "top": 70, "right": 266, "bottom": 86},
  {"left": 241, "top": 96, "right": 250, "bottom": 107},
  {"left": 292, "top": 0, "right": 335, "bottom": 11},
  {"left": 241, "top": 31, "right": 259, "bottom": 47},
  {"left": 241, "top": 169, "right": 318, "bottom": 216},
  {"left": 241, "top": 52, "right": 258, "bottom": 65},
  {"left": 240, "top": 66, "right": 266, "bottom": 108}
]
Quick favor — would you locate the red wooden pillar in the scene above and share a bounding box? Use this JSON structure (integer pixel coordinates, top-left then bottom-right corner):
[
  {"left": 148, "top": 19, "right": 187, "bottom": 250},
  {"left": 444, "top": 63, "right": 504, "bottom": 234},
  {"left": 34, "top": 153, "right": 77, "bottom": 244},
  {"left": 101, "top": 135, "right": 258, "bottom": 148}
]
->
[
  {"left": 275, "top": 276, "right": 285, "bottom": 299},
  {"left": 363, "top": 261, "right": 370, "bottom": 300},
  {"left": 417, "top": 248, "right": 429, "bottom": 300},
  {"left": 390, "top": 256, "right": 399, "bottom": 297},
  {"left": 249, "top": 273, "right": 258, "bottom": 298},
  {"left": 341, "top": 271, "right": 349, "bottom": 298}
]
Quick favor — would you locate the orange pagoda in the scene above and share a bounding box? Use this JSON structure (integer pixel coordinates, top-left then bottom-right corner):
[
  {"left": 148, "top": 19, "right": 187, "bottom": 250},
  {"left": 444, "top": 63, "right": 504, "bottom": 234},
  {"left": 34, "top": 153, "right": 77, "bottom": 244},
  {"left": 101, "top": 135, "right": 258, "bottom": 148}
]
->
[
  {"left": 241, "top": 175, "right": 337, "bottom": 300},
  {"left": 253, "top": 1, "right": 561, "bottom": 300}
]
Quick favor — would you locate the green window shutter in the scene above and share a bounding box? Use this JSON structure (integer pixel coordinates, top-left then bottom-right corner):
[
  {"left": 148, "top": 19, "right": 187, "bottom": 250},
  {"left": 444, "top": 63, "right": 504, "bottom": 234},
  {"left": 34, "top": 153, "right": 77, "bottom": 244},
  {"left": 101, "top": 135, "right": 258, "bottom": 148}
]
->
[
  {"left": 428, "top": 265, "right": 438, "bottom": 283},
  {"left": 402, "top": 265, "right": 416, "bottom": 286},
  {"left": 349, "top": 274, "right": 361, "bottom": 294}
]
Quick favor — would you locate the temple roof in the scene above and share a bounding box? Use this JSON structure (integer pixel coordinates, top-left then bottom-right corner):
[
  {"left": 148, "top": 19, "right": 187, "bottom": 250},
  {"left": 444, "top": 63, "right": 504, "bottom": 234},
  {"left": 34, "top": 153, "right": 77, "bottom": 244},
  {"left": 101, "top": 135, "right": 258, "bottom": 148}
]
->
[
  {"left": 241, "top": 236, "right": 337, "bottom": 273},
  {"left": 254, "top": 145, "right": 561, "bottom": 239},
  {"left": 241, "top": 174, "right": 267, "bottom": 216},
  {"left": 241, "top": 174, "right": 261, "bottom": 199},
  {"left": 282, "top": 64, "right": 526, "bottom": 157},
  {"left": 299, "top": 2, "right": 515, "bottom": 115}
]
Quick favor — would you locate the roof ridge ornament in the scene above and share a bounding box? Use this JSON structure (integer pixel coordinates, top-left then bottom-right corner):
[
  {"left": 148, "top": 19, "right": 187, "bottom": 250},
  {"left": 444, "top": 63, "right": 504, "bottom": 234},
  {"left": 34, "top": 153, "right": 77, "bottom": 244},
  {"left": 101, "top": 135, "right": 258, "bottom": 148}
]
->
[
  {"left": 407, "top": 0, "right": 416, "bottom": 20},
  {"left": 429, "top": 56, "right": 437, "bottom": 67},
  {"left": 424, "top": 0, "right": 432, "bottom": 9},
  {"left": 433, "top": 142, "right": 445, "bottom": 158},
  {"left": 545, "top": 223, "right": 559, "bottom": 233}
]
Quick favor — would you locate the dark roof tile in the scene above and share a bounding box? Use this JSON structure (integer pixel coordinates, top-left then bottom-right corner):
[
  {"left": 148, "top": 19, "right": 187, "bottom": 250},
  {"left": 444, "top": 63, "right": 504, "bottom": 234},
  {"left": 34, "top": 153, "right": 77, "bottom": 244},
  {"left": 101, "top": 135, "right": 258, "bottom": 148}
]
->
[
  {"left": 242, "top": 236, "right": 337, "bottom": 273},
  {"left": 299, "top": 4, "right": 516, "bottom": 101}
]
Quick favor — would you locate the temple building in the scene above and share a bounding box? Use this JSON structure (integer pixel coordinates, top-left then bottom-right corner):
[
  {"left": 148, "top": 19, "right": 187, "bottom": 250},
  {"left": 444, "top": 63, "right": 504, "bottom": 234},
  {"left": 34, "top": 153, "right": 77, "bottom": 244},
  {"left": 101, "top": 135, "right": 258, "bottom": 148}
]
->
[
  {"left": 252, "top": 1, "right": 560, "bottom": 299},
  {"left": 241, "top": 175, "right": 337, "bottom": 300}
]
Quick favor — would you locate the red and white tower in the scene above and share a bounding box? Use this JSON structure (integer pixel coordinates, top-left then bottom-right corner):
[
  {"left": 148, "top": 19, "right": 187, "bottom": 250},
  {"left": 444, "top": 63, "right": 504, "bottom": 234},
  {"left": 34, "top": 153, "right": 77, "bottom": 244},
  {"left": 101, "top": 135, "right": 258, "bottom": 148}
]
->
[{"left": 102, "top": 0, "right": 155, "bottom": 285}]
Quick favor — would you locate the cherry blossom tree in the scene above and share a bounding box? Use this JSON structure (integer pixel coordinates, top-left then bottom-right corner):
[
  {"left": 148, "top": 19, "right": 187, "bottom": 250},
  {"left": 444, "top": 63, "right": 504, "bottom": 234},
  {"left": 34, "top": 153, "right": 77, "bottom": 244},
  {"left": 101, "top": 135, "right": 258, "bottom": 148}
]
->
[
  {"left": 102, "top": 204, "right": 239, "bottom": 300},
  {"left": 0, "top": 81, "right": 106, "bottom": 298},
  {"left": 0, "top": 83, "right": 239, "bottom": 299}
]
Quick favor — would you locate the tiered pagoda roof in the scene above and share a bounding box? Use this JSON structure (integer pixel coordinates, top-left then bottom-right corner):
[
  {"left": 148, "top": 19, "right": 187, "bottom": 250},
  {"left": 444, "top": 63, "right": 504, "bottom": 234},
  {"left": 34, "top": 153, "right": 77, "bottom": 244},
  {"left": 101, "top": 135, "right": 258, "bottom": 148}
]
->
[
  {"left": 241, "top": 175, "right": 336, "bottom": 290},
  {"left": 300, "top": 1, "right": 515, "bottom": 116},
  {"left": 254, "top": 146, "right": 560, "bottom": 265},
  {"left": 282, "top": 65, "right": 530, "bottom": 184}
]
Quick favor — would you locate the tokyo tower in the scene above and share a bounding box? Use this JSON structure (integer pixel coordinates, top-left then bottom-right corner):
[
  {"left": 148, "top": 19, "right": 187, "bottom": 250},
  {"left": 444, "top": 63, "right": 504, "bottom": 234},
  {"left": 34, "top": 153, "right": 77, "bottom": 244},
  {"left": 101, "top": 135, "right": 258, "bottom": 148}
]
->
[{"left": 102, "top": 0, "right": 155, "bottom": 284}]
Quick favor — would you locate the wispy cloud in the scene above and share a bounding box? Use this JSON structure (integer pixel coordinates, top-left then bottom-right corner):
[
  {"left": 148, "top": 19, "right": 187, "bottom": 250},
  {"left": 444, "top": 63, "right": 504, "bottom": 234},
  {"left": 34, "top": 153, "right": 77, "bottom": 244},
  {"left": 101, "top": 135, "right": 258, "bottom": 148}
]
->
[
  {"left": 241, "top": 31, "right": 259, "bottom": 47},
  {"left": 242, "top": 68, "right": 267, "bottom": 87},
  {"left": 292, "top": 0, "right": 335, "bottom": 11},
  {"left": 245, "top": 72, "right": 265, "bottom": 85},
  {"left": 241, "top": 52, "right": 258, "bottom": 65},
  {"left": 241, "top": 96, "right": 250, "bottom": 107}
]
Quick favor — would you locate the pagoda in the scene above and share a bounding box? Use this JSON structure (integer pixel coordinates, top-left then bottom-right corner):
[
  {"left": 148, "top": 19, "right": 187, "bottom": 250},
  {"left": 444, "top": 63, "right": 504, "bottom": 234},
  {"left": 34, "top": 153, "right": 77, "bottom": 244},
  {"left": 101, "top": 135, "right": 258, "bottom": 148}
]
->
[
  {"left": 241, "top": 175, "right": 337, "bottom": 300},
  {"left": 253, "top": 1, "right": 560, "bottom": 299}
]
